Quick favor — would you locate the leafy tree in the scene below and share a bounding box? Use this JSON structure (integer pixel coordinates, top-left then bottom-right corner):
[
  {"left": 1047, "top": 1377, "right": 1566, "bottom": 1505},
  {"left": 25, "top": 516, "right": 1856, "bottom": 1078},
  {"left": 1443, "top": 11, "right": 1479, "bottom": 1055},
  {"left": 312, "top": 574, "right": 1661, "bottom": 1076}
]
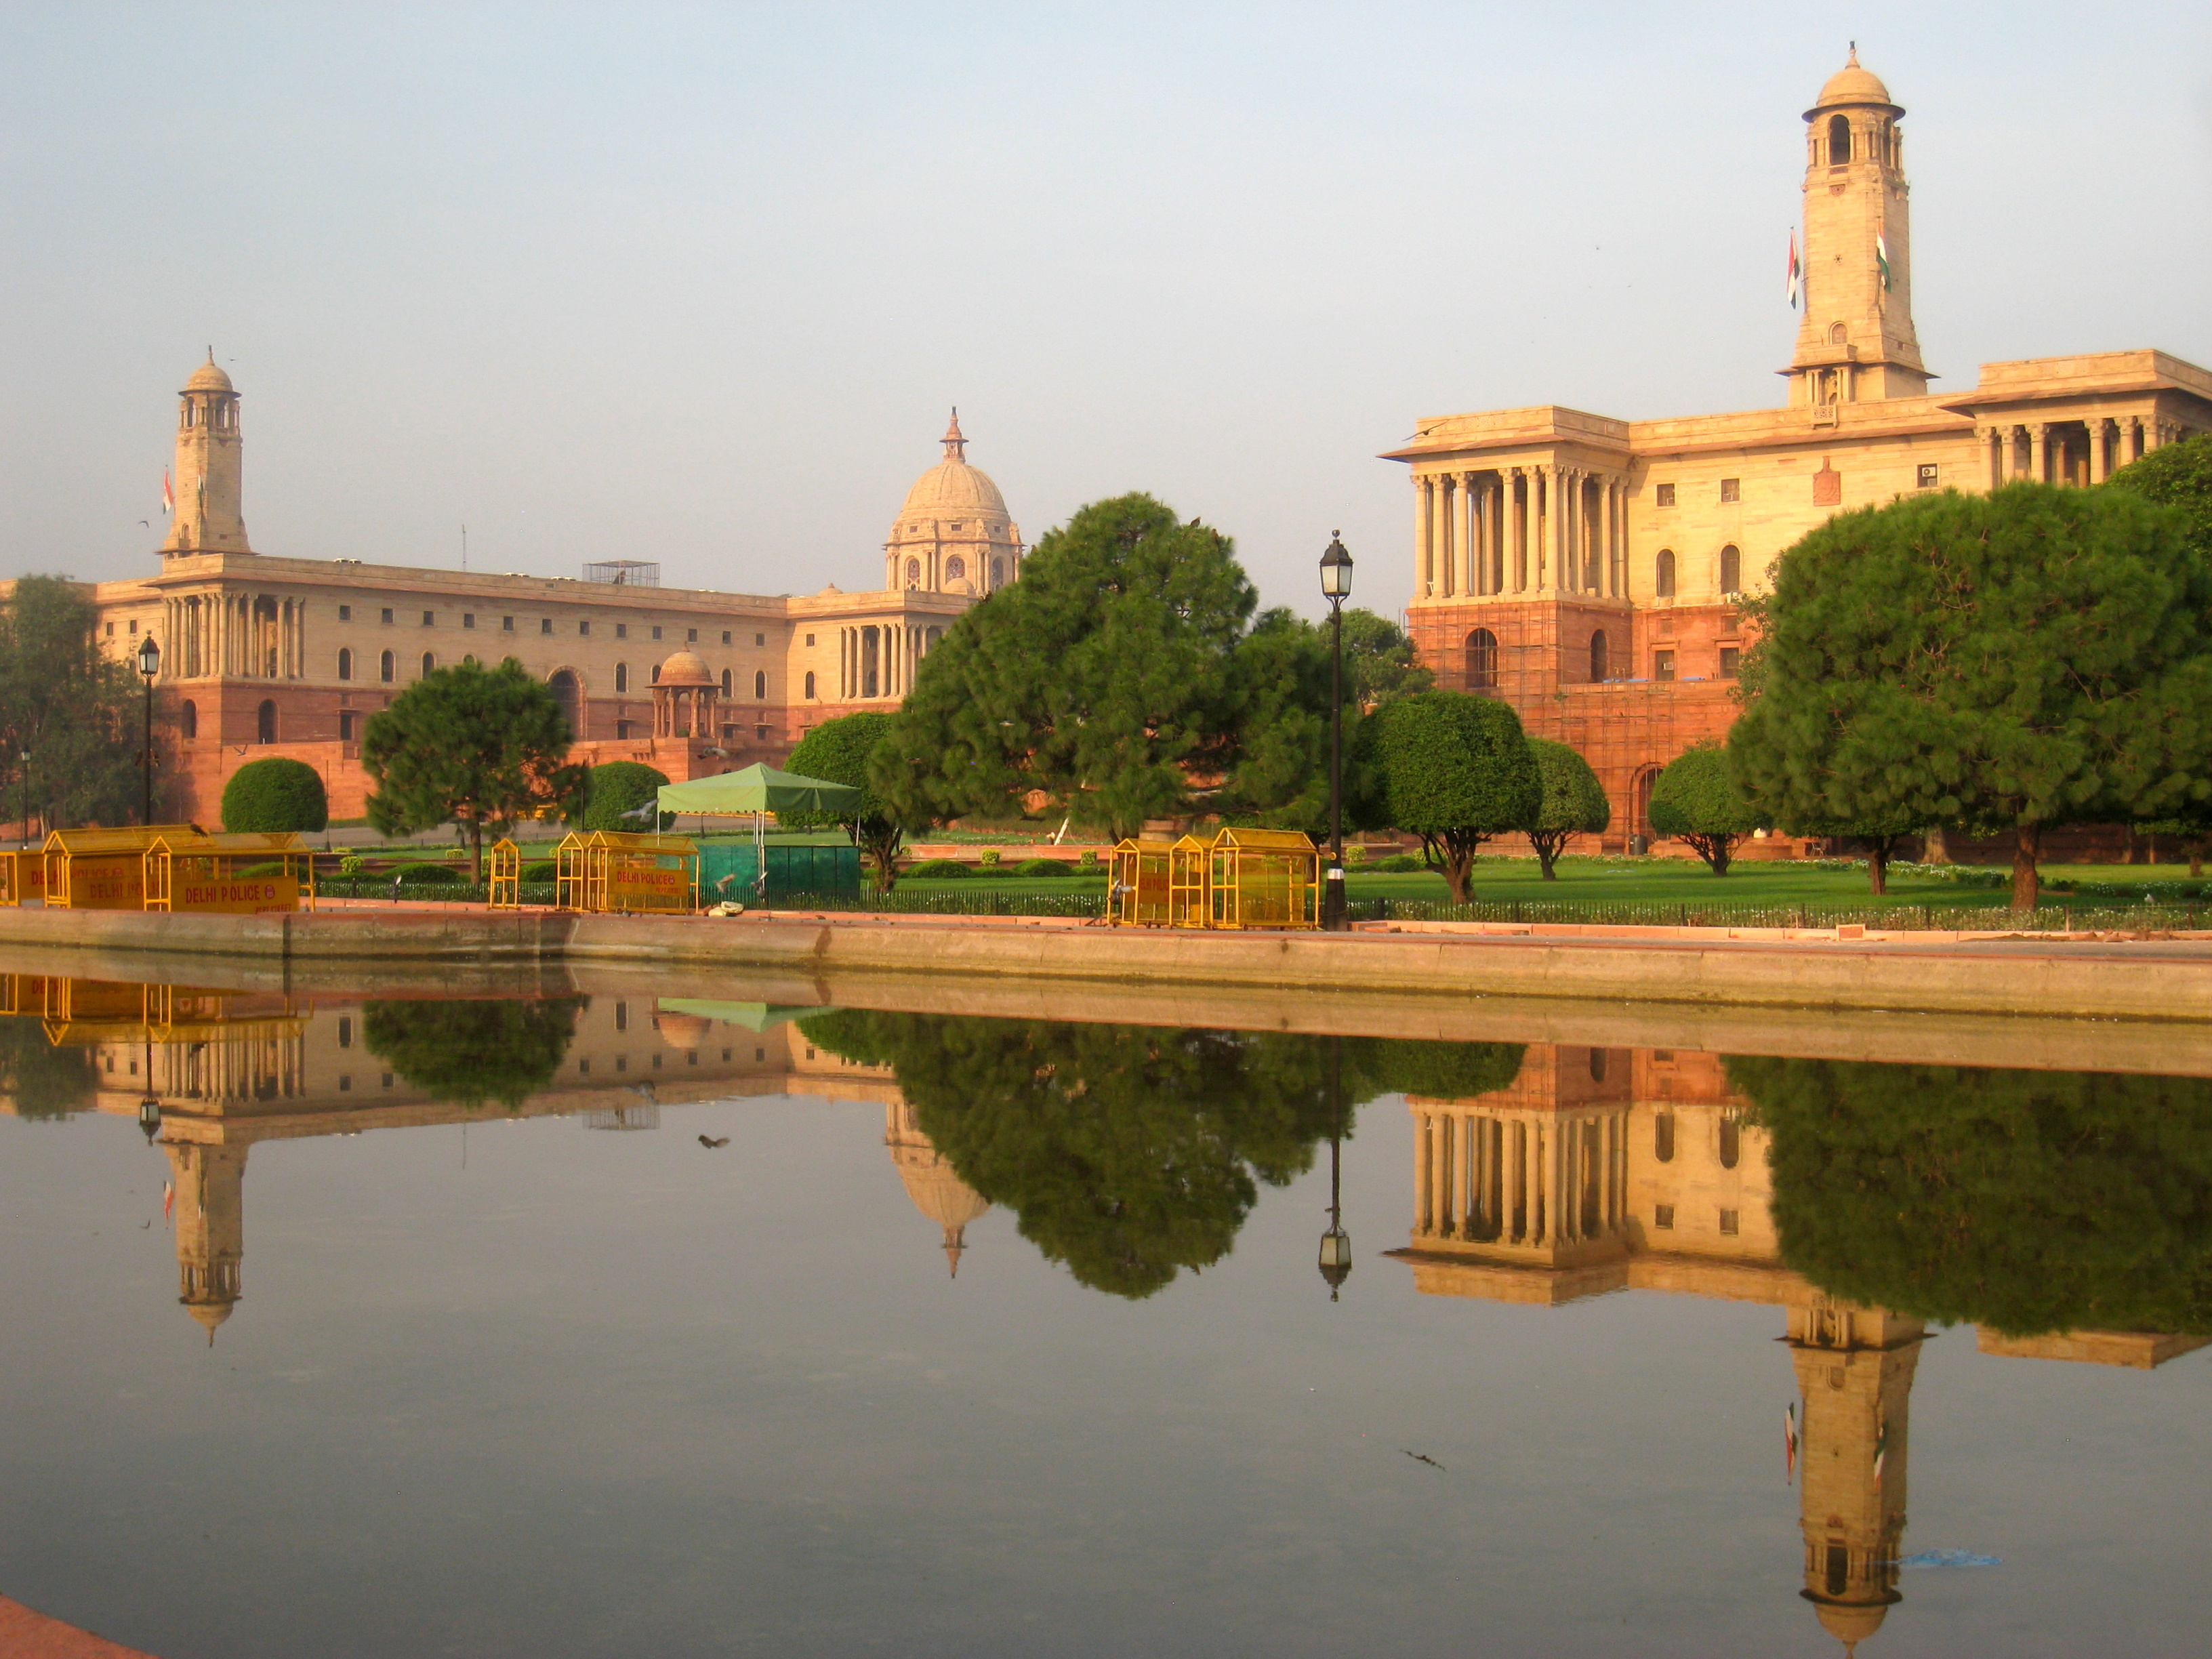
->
[
  {"left": 781, "top": 712, "right": 925, "bottom": 888},
  {"left": 1725, "top": 482, "right": 2212, "bottom": 909},
  {"left": 1338, "top": 608, "right": 1434, "bottom": 707},
  {"left": 363, "top": 996, "right": 582, "bottom": 1108},
  {"left": 361, "top": 659, "right": 587, "bottom": 881},
  {"left": 1647, "top": 744, "right": 1759, "bottom": 875},
  {"left": 1523, "top": 738, "right": 1610, "bottom": 880},
  {"left": 874, "top": 495, "right": 1336, "bottom": 840},
  {"left": 0, "top": 576, "right": 152, "bottom": 832},
  {"left": 2106, "top": 434, "right": 2212, "bottom": 564},
  {"left": 579, "top": 761, "right": 671, "bottom": 832},
  {"left": 1728, "top": 1053, "right": 2212, "bottom": 1337},
  {"left": 220, "top": 756, "right": 328, "bottom": 834},
  {"left": 1358, "top": 1036, "right": 1525, "bottom": 1100},
  {"left": 1353, "top": 690, "right": 1538, "bottom": 901},
  {"left": 0, "top": 1017, "right": 98, "bottom": 1119}
]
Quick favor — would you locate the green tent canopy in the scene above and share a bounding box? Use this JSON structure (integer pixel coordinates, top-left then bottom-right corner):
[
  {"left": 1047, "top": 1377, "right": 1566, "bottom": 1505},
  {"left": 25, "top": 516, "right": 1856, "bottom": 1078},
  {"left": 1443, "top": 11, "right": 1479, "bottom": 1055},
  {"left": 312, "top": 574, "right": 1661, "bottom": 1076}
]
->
[{"left": 655, "top": 764, "right": 861, "bottom": 817}]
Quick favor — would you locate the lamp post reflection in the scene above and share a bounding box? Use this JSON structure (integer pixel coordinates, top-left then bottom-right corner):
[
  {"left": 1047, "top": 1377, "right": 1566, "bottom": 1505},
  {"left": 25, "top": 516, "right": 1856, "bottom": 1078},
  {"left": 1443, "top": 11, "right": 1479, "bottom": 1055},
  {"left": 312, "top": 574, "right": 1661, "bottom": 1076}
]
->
[{"left": 1317, "top": 1033, "right": 1351, "bottom": 1298}]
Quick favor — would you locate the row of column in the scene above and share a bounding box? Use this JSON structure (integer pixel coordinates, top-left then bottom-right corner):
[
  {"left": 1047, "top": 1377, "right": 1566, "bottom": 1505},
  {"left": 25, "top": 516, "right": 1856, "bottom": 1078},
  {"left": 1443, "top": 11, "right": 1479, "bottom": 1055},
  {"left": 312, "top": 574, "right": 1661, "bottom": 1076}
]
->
[
  {"left": 1415, "top": 468, "right": 1628, "bottom": 602},
  {"left": 836, "top": 623, "right": 944, "bottom": 701},
  {"left": 160, "top": 594, "right": 303, "bottom": 681},
  {"left": 1978, "top": 415, "right": 2186, "bottom": 489},
  {"left": 1412, "top": 1106, "right": 1629, "bottom": 1248}
]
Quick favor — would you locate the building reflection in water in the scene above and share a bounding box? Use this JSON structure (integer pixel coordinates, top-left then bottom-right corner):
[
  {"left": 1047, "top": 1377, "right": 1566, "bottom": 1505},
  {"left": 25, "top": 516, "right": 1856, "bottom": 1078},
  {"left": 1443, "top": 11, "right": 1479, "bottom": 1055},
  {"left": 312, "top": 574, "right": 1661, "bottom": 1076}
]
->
[
  {"left": 1389, "top": 1043, "right": 2206, "bottom": 1654},
  {"left": 0, "top": 976, "right": 981, "bottom": 1339}
]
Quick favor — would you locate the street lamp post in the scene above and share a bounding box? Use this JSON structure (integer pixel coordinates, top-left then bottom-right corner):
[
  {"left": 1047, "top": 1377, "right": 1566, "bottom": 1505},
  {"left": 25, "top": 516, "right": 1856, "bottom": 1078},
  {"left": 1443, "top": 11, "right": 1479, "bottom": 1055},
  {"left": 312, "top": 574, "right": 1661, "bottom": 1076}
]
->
[
  {"left": 136, "top": 635, "right": 161, "bottom": 825},
  {"left": 1318, "top": 535, "right": 1353, "bottom": 930},
  {"left": 1317, "top": 1033, "right": 1351, "bottom": 1299}
]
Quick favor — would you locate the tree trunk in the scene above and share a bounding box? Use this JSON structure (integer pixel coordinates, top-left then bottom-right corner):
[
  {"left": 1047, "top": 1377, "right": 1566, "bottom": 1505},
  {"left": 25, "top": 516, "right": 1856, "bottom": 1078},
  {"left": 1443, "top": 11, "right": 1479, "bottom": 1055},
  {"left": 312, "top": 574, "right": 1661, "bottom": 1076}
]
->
[
  {"left": 2192, "top": 839, "right": 2205, "bottom": 880},
  {"left": 1922, "top": 826, "right": 1950, "bottom": 865},
  {"left": 470, "top": 820, "right": 483, "bottom": 886},
  {"left": 1531, "top": 832, "right": 1562, "bottom": 880},
  {"left": 1441, "top": 848, "right": 1471, "bottom": 905},
  {"left": 2010, "top": 823, "right": 2042, "bottom": 913},
  {"left": 1867, "top": 840, "right": 1888, "bottom": 896}
]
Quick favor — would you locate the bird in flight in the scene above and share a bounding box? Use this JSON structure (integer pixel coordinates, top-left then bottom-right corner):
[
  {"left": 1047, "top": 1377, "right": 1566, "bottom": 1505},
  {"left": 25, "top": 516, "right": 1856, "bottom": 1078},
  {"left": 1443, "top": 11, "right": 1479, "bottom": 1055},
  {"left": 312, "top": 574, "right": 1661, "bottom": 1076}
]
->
[
  {"left": 1401, "top": 1450, "right": 1445, "bottom": 1471},
  {"left": 697, "top": 1134, "right": 730, "bottom": 1149}
]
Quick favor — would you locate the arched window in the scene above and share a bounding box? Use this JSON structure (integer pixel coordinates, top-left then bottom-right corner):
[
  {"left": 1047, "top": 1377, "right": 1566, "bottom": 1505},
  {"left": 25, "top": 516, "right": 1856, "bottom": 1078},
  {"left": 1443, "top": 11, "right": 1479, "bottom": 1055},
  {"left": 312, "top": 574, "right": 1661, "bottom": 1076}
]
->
[
  {"left": 337, "top": 647, "right": 353, "bottom": 682},
  {"left": 905, "top": 558, "right": 920, "bottom": 586},
  {"left": 945, "top": 556, "right": 966, "bottom": 582},
  {"left": 180, "top": 699, "right": 197, "bottom": 740},
  {"left": 1589, "top": 630, "right": 1610, "bottom": 683},
  {"left": 549, "top": 670, "right": 580, "bottom": 740},
  {"left": 720, "top": 669, "right": 732, "bottom": 697},
  {"left": 1655, "top": 549, "right": 1677, "bottom": 598},
  {"left": 804, "top": 670, "right": 817, "bottom": 699},
  {"left": 1827, "top": 113, "right": 1851, "bottom": 165},
  {"left": 926, "top": 626, "right": 943, "bottom": 650},
  {"left": 1719, "top": 1117, "right": 1741, "bottom": 1170},
  {"left": 650, "top": 663, "right": 660, "bottom": 684},
  {"left": 1828, "top": 321, "right": 1847, "bottom": 345},
  {"left": 991, "top": 558, "right": 1005, "bottom": 586},
  {"left": 1719, "top": 544, "right": 1742, "bottom": 595},
  {"left": 1654, "top": 1111, "right": 1676, "bottom": 1163},
  {"left": 754, "top": 670, "right": 766, "bottom": 699},
  {"left": 1589, "top": 1049, "right": 1607, "bottom": 1082},
  {"left": 420, "top": 652, "right": 436, "bottom": 677},
  {"left": 380, "top": 650, "right": 395, "bottom": 684},
  {"left": 1465, "top": 628, "right": 1498, "bottom": 690},
  {"left": 615, "top": 663, "right": 628, "bottom": 693},
  {"left": 256, "top": 699, "right": 276, "bottom": 744}
]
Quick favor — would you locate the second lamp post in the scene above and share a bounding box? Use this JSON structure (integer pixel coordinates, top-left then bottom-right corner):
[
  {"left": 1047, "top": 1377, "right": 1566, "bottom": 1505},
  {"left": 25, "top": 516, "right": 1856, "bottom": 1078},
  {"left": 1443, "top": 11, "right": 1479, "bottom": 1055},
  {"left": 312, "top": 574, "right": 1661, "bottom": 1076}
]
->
[
  {"left": 136, "top": 634, "right": 160, "bottom": 826},
  {"left": 1319, "top": 534, "right": 1353, "bottom": 930}
]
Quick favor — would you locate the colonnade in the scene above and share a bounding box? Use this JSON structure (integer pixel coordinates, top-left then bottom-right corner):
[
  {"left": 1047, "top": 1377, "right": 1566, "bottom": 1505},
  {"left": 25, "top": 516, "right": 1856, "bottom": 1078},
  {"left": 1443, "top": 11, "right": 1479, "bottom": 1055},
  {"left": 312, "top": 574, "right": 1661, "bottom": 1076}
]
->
[
  {"left": 1414, "top": 467, "right": 1628, "bottom": 601},
  {"left": 836, "top": 621, "right": 945, "bottom": 701},
  {"left": 1411, "top": 1103, "right": 1630, "bottom": 1250},
  {"left": 159, "top": 593, "right": 303, "bottom": 681},
  {"left": 1978, "top": 415, "right": 2190, "bottom": 489}
]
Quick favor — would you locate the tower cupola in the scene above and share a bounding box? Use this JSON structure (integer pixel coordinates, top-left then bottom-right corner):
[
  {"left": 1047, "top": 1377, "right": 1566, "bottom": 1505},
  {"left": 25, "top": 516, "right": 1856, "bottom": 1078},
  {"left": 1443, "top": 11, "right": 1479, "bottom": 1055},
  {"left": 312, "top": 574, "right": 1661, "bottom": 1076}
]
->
[
  {"left": 1785, "top": 51, "right": 1930, "bottom": 408},
  {"left": 162, "top": 351, "right": 252, "bottom": 556}
]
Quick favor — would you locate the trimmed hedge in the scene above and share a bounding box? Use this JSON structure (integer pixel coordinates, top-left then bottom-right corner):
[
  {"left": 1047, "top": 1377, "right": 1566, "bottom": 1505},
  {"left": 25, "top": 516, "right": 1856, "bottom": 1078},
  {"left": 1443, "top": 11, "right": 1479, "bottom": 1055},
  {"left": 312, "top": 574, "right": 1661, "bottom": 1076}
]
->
[
  {"left": 395, "top": 862, "right": 467, "bottom": 885},
  {"left": 222, "top": 757, "right": 329, "bottom": 834},
  {"left": 521, "top": 860, "right": 557, "bottom": 882},
  {"left": 904, "top": 859, "right": 973, "bottom": 879},
  {"left": 1013, "top": 858, "right": 1076, "bottom": 878}
]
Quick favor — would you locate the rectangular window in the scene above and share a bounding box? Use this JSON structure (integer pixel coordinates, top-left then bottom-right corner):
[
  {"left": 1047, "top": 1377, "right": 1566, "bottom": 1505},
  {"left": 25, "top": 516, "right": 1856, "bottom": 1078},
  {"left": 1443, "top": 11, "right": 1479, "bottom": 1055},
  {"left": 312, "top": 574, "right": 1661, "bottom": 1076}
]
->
[
  {"left": 501, "top": 616, "right": 514, "bottom": 632},
  {"left": 1719, "top": 1208, "right": 1740, "bottom": 1236},
  {"left": 721, "top": 630, "right": 732, "bottom": 645},
  {"left": 687, "top": 628, "right": 698, "bottom": 643},
  {"left": 1719, "top": 478, "right": 1741, "bottom": 504},
  {"left": 1917, "top": 462, "right": 1940, "bottom": 489},
  {"left": 616, "top": 720, "right": 632, "bottom": 739},
  {"left": 380, "top": 1072, "right": 393, "bottom": 1089},
  {"left": 804, "top": 633, "right": 815, "bottom": 647},
  {"left": 104, "top": 622, "right": 114, "bottom": 637},
  {"left": 615, "top": 623, "right": 628, "bottom": 639},
  {"left": 1718, "top": 647, "right": 1740, "bottom": 679},
  {"left": 422, "top": 611, "right": 435, "bottom": 626},
  {"left": 339, "top": 710, "right": 356, "bottom": 741},
  {"left": 1654, "top": 1204, "right": 1675, "bottom": 1230},
  {"left": 1655, "top": 483, "right": 1675, "bottom": 508},
  {"left": 755, "top": 724, "right": 771, "bottom": 740},
  {"left": 755, "top": 632, "right": 766, "bottom": 647},
  {"left": 540, "top": 618, "right": 553, "bottom": 635},
  {"left": 337, "top": 605, "right": 352, "bottom": 621},
  {"left": 579, "top": 621, "right": 590, "bottom": 637},
  {"left": 381, "top": 608, "right": 394, "bottom": 625},
  {"left": 338, "top": 1075, "right": 352, "bottom": 1092},
  {"left": 651, "top": 626, "right": 663, "bottom": 641},
  {"left": 1654, "top": 650, "right": 1677, "bottom": 682},
  {"left": 462, "top": 613, "right": 475, "bottom": 629}
]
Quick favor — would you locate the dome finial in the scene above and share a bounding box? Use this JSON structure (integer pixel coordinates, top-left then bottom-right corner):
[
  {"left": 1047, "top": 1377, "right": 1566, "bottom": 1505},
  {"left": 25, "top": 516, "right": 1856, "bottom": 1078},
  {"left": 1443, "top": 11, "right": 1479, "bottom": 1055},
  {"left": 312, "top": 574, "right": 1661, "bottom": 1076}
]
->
[
  {"left": 942, "top": 407, "right": 966, "bottom": 463},
  {"left": 1848, "top": 41, "right": 1858, "bottom": 64},
  {"left": 943, "top": 1223, "right": 967, "bottom": 1277}
]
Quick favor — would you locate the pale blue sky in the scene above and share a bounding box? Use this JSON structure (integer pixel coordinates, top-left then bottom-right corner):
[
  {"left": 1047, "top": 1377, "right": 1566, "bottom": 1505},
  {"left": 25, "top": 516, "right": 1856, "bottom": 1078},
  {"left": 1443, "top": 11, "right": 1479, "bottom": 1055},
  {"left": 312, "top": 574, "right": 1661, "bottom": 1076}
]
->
[{"left": 3, "top": 3, "right": 2207, "bottom": 617}]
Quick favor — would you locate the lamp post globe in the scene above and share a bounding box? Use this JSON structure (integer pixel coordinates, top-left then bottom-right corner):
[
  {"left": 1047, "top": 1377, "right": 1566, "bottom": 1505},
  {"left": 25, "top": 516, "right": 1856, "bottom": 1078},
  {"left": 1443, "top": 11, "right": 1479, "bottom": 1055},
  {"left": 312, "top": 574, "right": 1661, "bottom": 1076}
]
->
[
  {"left": 1318, "top": 535, "right": 1353, "bottom": 930},
  {"left": 136, "top": 636, "right": 160, "bottom": 826}
]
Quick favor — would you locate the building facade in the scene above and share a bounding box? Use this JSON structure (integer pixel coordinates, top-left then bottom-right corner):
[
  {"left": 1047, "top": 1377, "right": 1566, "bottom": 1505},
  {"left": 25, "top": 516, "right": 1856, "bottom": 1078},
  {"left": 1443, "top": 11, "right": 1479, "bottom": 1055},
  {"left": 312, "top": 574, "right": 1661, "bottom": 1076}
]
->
[
  {"left": 1387, "top": 53, "right": 2212, "bottom": 843},
  {"left": 63, "top": 376, "right": 1021, "bottom": 823}
]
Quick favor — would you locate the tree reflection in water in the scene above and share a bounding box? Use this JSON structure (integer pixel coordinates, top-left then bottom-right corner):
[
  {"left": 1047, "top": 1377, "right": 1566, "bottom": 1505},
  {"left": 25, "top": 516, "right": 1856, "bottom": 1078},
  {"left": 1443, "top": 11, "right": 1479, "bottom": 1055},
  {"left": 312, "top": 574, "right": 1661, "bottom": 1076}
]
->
[
  {"left": 1728, "top": 1056, "right": 2212, "bottom": 1336},
  {"left": 802, "top": 1009, "right": 1521, "bottom": 1298},
  {"left": 0, "top": 1016, "right": 98, "bottom": 1120},
  {"left": 363, "top": 997, "right": 584, "bottom": 1109}
]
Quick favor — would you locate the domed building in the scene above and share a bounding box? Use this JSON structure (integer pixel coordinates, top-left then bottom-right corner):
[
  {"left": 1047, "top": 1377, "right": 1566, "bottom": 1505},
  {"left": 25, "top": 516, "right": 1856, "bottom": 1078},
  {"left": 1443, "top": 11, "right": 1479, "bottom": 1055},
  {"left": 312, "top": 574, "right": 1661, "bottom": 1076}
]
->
[
  {"left": 884, "top": 411, "right": 1024, "bottom": 597},
  {"left": 884, "top": 1098, "right": 989, "bottom": 1277}
]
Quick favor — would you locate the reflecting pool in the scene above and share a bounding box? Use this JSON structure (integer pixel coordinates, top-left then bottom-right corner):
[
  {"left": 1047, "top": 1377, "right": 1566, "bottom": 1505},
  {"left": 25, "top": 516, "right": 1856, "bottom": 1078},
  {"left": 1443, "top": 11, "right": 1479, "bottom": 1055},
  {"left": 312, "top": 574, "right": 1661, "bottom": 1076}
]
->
[{"left": 1, "top": 964, "right": 2206, "bottom": 1657}]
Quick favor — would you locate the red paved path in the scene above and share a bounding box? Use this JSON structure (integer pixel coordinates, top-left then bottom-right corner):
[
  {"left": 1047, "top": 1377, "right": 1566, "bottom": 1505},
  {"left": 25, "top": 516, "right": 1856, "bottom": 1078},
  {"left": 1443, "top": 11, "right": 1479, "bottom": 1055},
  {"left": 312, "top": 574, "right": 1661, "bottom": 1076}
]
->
[{"left": 0, "top": 1597, "right": 157, "bottom": 1658}]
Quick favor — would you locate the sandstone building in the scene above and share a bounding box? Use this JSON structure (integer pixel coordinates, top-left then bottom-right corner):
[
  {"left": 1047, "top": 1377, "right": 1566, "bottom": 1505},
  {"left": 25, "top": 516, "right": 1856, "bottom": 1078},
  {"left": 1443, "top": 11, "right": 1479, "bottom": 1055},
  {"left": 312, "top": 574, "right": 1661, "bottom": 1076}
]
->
[
  {"left": 67, "top": 370, "right": 1019, "bottom": 822},
  {"left": 1387, "top": 53, "right": 2212, "bottom": 842}
]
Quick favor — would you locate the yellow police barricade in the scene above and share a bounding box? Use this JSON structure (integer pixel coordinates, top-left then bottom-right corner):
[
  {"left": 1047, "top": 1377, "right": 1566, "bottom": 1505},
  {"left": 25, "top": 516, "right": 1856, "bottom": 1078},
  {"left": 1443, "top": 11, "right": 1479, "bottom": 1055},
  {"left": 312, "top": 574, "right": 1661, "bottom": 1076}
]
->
[
  {"left": 1166, "top": 833, "right": 1212, "bottom": 928},
  {"left": 142, "top": 832, "right": 314, "bottom": 915},
  {"left": 555, "top": 830, "right": 698, "bottom": 914},
  {"left": 41, "top": 825, "right": 203, "bottom": 909},
  {"left": 1205, "top": 827, "right": 1321, "bottom": 930},
  {"left": 0, "top": 848, "right": 45, "bottom": 905},
  {"left": 1107, "top": 838, "right": 1177, "bottom": 926},
  {"left": 487, "top": 838, "right": 522, "bottom": 909}
]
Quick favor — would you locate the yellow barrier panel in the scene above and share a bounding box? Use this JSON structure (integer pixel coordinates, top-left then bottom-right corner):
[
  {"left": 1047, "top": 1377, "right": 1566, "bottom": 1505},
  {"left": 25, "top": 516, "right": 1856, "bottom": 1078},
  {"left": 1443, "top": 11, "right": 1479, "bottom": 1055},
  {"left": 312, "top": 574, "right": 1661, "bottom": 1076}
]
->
[
  {"left": 1206, "top": 827, "right": 1321, "bottom": 930},
  {"left": 488, "top": 838, "right": 522, "bottom": 909},
  {"left": 41, "top": 825, "right": 201, "bottom": 910},
  {"left": 1107, "top": 838, "right": 1176, "bottom": 926},
  {"left": 143, "top": 832, "right": 313, "bottom": 916},
  {"left": 0, "top": 849, "right": 44, "bottom": 905},
  {"left": 553, "top": 830, "right": 697, "bottom": 914},
  {"left": 1166, "top": 834, "right": 1211, "bottom": 928}
]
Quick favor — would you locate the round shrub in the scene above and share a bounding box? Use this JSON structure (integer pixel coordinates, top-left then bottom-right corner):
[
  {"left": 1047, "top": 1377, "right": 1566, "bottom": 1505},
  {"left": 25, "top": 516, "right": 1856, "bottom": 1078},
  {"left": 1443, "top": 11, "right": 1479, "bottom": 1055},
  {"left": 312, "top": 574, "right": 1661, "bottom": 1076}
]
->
[
  {"left": 1014, "top": 857, "right": 1075, "bottom": 878},
  {"left": 520, "top": 860, "right": 557, "bottom": 882},
  {"left": 1076, "top": 848, "right": 1102, "bottom": 871},
  {"left": 1370, "top": 853, "right": 1429, "bottom": 873},
  {"left": 395, "top": 862, "right": 467, "bottom": 886},
  {"left": 221, "top": 757, "right": 328, "bottom": 834},
  {"left": 580, "top": 761, "right": 671, "bottom": 832},
  {"left": 904, "top": 859, "right": 973, "bottom": 879}
]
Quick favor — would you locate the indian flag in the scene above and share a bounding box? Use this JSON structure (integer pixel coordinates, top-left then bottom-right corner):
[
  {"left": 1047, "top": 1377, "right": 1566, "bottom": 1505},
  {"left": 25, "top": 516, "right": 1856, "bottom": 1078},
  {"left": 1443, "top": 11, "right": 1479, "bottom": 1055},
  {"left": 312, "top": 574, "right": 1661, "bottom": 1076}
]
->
[
  {"left": 1784, "top": 1401, "right": 1799, "bottom": 1481},
  {"left": 161, "top": 469, "right": 173, "bottom": 516},
  {"left": 1876, "top": 222, "right": 1893, "bottom": 291},
  {"left": 1785, "top": 231, "right": 1801, "bottom": 309}
]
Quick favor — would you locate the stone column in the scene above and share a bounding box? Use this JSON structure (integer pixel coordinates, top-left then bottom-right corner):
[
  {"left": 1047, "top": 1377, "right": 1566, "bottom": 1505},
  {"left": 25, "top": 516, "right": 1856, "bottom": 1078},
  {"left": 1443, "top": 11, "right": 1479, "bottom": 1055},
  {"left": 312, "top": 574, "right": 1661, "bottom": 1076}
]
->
[
  {"left": 1414, "top": 1113, "right": 1434, "bottom": 1235},
  {"left": 1415, "top": 478, "right": 1434, "bottom": 597},
  {"left": 1440, "top": 475, "right": 1458, "bottom": 598},
  {"left": 2090, "top": 418, "right": 2112, "bottom": 484},
  {"left": 2028, "top": 424, "right": 2049, "bottom": 483},
  {"left": 1532, "top": 467, "right": 1551, "bottom": 594}
]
